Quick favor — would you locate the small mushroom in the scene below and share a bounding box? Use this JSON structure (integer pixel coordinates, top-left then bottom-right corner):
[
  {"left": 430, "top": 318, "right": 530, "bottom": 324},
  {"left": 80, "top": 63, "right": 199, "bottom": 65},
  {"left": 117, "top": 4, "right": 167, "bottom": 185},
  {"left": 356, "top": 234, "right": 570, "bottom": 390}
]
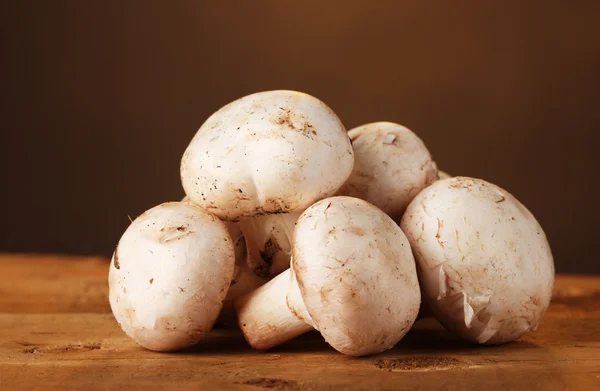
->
[
  {"left": 337, "top": 122, "right": 437, "bottom": 222},
  {"left": 108, "top": 202, "right": 235, "bottom": 351},
  {"left": 181, "top": 90, "right": 354, "bottom": 220},
  {"left": 235, "top": 196, "right": 421, "bottom": 356},
  {"left": 400, "top": 177, "right": 555, "bottom": 344}
]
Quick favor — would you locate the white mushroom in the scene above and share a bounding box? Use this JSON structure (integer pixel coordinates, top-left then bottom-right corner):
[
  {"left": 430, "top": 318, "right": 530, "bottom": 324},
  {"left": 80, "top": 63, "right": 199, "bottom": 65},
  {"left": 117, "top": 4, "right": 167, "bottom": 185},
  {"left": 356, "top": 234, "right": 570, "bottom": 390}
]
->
[
  {"left": 181, "top": 90, "right": 354, "bottom": 221},
  {"left": 235, "top": 196, "right": 421, "bottom": 356},
  {"left": 108, "top": 202, "right": 235, "bottom": 351},
  {"left": 337, "top": 122, "right": 437, "bottom": 222},
  {"left": 400, "top": 177, "right": 555, "bottom": 344}
]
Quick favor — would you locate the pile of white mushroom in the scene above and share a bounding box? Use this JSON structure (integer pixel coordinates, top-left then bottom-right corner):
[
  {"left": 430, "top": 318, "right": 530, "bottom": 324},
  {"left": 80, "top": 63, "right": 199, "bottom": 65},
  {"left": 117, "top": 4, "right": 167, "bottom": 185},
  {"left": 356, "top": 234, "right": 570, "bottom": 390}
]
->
[{"left": 109, "top": 90, "right": 554, "bottom": 355}]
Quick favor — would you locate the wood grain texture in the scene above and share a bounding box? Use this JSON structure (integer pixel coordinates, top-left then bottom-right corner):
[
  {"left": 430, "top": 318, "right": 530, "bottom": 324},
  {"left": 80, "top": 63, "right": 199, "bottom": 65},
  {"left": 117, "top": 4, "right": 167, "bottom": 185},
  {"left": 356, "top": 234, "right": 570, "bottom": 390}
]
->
[{"left": 0, "top": 254, "right": 599, "bottom": 390}]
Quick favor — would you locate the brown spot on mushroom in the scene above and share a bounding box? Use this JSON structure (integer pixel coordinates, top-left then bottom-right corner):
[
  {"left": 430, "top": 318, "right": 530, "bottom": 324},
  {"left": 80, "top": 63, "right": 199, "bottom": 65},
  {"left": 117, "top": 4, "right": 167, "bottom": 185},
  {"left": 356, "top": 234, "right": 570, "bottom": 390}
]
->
[
  {"left": 348, "top": 226, "right": 366, "bottom": 236},
  {"left": 496, "top": 195, "right": 506, "bottom": 203},
  {"left": 254, "top": 237, "right": 281, "bottom": 278},
  {"left": 156, "top": 316, "right": 179, "bottom": 332},
  {"left": 274, "top": 107, "right": 315, "bottom": 140},
  {"left": 255, "top": 198, "right": 294, "bottom": 215},
  {"left": 421, "top": 200, "right": 431, "bottom": 217},
  {"left": 149, "top": 278, "right": 154, "bottom": 284},
  {"left": 112, "top": 247, "right": 120, "bottom": 270},
  {"left": 157, "top": 224, "right": 194, "bottom": 243},
  {"left": 320, "top": 286, "right": 335, "bottom": 302},
  {"left": 436, "top": 218, "right": 444, "bottom": 248},
  {"left": 383, "top": 134, "right": 397, "bottom": 145}
]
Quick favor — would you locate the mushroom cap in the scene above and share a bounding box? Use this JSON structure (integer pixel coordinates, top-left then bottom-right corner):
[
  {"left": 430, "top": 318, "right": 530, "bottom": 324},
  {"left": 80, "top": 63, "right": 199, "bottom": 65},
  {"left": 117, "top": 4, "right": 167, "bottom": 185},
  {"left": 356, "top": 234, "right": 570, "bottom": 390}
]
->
[
  {"left": 337, "top": 122, "right": 437, "bottom": 221},
  {"left": 400, "top": 177, "right": 555, "bottom": 344},
  {"left": 181, "top": 90, "right": 354, "bottom": 220},
  {"left": 108, "top": 202, "right": 235, "bottom": 351},
  {"left": 292, "top": 196, "right": 421, "bottom": 356}
]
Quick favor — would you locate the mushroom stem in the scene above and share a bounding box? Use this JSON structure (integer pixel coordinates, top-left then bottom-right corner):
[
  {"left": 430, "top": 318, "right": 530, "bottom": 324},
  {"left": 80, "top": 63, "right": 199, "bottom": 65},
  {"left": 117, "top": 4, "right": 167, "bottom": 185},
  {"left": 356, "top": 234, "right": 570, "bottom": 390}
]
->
[{"left": 235, "top": 269, "right": 312, "bottom": 350}]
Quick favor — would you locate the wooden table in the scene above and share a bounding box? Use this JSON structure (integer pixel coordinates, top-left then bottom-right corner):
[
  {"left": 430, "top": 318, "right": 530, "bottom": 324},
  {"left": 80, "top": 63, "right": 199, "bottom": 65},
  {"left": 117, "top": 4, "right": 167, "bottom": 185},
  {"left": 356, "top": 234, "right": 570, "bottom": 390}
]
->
[{"left": 0, "top": 254, "right": 598, "bottom": 390}]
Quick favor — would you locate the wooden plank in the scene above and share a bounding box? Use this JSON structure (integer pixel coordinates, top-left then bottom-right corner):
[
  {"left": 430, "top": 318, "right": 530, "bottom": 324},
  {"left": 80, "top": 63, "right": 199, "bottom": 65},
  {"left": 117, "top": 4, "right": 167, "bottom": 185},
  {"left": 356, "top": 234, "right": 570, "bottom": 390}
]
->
[
  {"left": 0, "top": 313, "right": 599, "bottom": 390},
  {"left": 0, "top": 253, "right": 110, "bottom": 313},
  {"left": 0, "top": 254, "right": 599, "bottom": 390}
]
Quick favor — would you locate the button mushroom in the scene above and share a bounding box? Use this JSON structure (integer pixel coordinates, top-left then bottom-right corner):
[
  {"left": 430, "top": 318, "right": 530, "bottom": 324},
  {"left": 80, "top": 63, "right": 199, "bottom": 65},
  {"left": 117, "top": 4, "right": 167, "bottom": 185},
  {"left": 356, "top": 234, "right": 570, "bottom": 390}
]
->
[
  {"left": 108, "top": 202, "right": 235, "bottom": 351},
  {"left": 337, "top": 122, "right": 437, "bottom": 222},
  {"left": 181, "top": 90, "right": 354, "bottom": 221},
  {"left": 235, "top": 196, "right": 421, "bottom": 356},
  {"left": 400, "top": 177, "right": 555, "bottom": 344}
]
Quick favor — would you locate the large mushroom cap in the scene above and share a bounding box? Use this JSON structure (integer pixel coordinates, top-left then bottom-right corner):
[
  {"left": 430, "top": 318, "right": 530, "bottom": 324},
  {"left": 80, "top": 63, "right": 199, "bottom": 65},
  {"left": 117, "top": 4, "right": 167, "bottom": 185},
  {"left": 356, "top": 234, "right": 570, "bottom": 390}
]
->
[
  {"left": 108, "top": 202, "right": 235, "bottom": 351},
  {"left": 337, "top": 122, "right": 437, "bottom": 221},
  {"left": 181, "top": 90, "right": 354, "bottom": 220},
  {"left": 401, "top": 177, "right": 555, "bottom": 344},
  {"left": 293, "top": 196, "right": 421, "bottom": 356}
]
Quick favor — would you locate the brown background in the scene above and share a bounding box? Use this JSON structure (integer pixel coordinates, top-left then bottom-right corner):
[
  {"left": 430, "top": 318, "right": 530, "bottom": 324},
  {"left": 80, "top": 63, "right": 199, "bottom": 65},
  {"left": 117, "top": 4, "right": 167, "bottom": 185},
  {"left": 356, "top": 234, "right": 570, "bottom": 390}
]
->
[{"left": 1, "top": 1, "right": 598, "bottom": 273}]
